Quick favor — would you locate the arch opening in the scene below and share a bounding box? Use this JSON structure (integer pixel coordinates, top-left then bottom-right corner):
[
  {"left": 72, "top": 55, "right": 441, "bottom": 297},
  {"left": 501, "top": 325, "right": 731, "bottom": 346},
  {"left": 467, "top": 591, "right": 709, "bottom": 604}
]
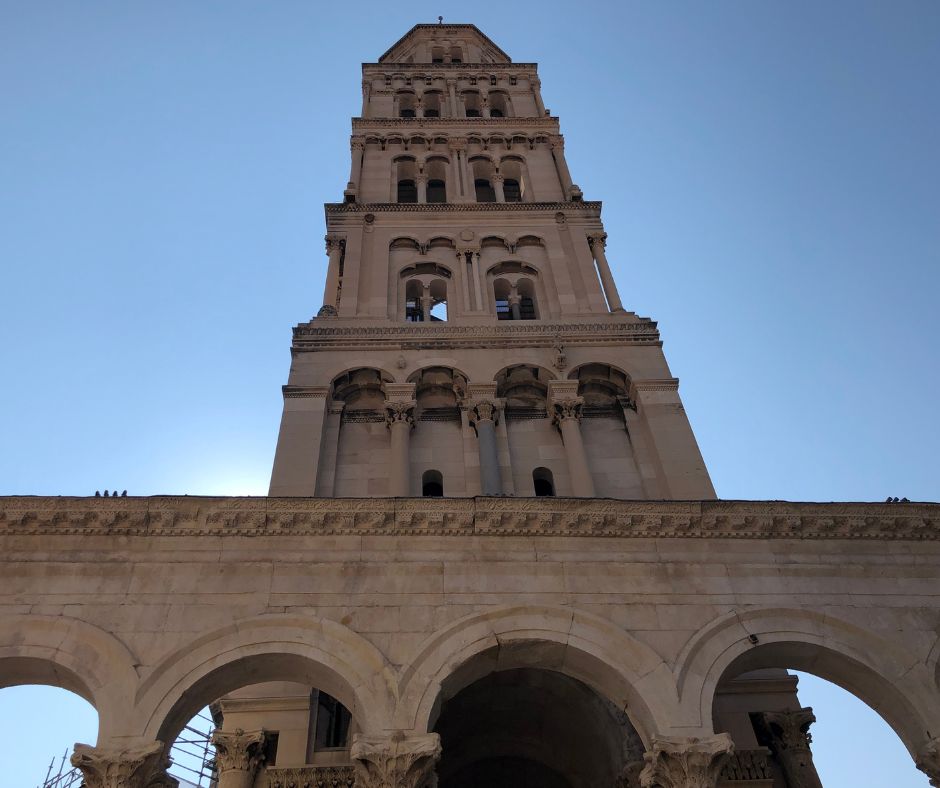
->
[{"left": 422, "top": 469, "right": 444, "bottom": 497}]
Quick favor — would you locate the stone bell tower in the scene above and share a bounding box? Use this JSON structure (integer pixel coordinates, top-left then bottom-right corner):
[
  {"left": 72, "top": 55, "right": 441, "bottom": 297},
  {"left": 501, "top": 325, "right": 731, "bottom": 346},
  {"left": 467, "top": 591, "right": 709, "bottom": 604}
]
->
[{"left": 269, "top": 23, "right": 714, "bottom": 502}]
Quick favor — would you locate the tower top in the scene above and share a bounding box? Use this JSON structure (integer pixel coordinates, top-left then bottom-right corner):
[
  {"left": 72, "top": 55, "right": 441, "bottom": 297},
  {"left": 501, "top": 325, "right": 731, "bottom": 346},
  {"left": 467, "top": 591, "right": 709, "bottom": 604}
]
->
[{"left": 378, "top": 23, "right": 511, "bottom": 65}]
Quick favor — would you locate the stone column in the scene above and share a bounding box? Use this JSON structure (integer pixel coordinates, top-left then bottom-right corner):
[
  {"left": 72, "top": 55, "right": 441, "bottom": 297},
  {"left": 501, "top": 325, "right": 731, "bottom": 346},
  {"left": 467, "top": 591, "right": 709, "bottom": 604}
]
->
[
  {"left": 493, "top": 173, "right": 506, "bottom": 203},
  {"left": 755, "top": 709, "right": 823, "bottom": 788},
  {"left": 532, "top": 76, "right": 546, "bottom": 116},
  {"left": 211, "top": 728, "right": 267, "bottom": 788},
  {"left": 639, "top": 734, "right": 734, "bottom": 788},
  {"left": 385, "top": 386, "right": 416, "bottom": 496},
  {"left": 71, "top": 741, "right": 172, "bottom": 788},
  {"left": 550, "top": 135, "right": 574, "bottom": 199},
  {"left": 345, "top": 137, "right": 365, "bottom": 202},
  {"left": 588, "top": 233, "right": 624, "bottom": 312},
  {"left": 507, "top": 286, "right": 522, "bottom": 320},
  {"left": 321, "top": 235, "right": 344, "bottom": 313},
  {"left": 470, "top": 398, "right": 503, "bottom": 495},
  {"left": 416, "top": 173, "right": 428, "bottom": 204},
  {"left": 548, "top": 381, "right": 595, "bottom": 497},
  {"left": 447, "top": 139, "right": 465, "bottom": 200},
  {"left": 916, "top": 737, "right": 940, "bottom": 787},
  {"left": 351, "top": 732, "right": 441, "bottom": 788},
  {"left": 481, "top": 93, "right": 491, "bottom": 118},
  {"left": 446, "top": 79, "right": 458, "bottom": 117},
  {"left": 420, "top": 284, "right": 432, "bottom": 321}
]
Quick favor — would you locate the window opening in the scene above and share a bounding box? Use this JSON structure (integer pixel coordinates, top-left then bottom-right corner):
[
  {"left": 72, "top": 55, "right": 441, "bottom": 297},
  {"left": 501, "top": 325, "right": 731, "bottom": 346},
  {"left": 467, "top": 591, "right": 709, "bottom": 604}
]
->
[
  {"left": 503, "top": 178, "right": 521, "bottom": 202},
  {"left": 423, "top": 470, "right": 444, "bottom": 497},
  {"left": 426, "top": 179, "right": 446, "bottom": 203},
  {"left": 397, "top": 179, "right": 418, "bottom": 203},
  {"left": 533, "top": 467, "right": 555, "bottom": 496},
  {"left": 519, "top": 296, "right": 536, "bottom": 320},
  {"left": 496, "top": 298, "right": 511, "bottom": 320},
  {"left": 400, "top": 108, "right": 416, "bottom": 118},
  {"left": 314, "top": 693, "right": 351, "bottom": 749},
  {"left": 475, "top": 178, "right": 496, "bottom": 202},
  {"left": 424, "top": 108, "right": 440, "bottom": 117}
]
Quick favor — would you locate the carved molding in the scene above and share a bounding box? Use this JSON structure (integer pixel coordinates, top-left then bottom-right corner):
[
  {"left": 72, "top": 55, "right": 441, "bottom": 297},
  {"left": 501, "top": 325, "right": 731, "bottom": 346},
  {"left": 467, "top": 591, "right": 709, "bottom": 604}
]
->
[
  {"left": 352, "top": 116, "right": 557, "bottom": 128},
  {"left": 70, "top": 741, "right": 169, "bottom": 788},
  {"left": 719, "top": 748, "right": 772, "bottom": 781},
  {"left": 469, "top": 398, "right": 501, "bottom": 426},
  {"left": 283, "top": 386, "right": 330, "bottom": 399},
  {"left": 351, "top": 732, "right": 441, "bottom": 788},
  {"left": 385, "top": 400, "right": 417, "bottom": 428},
  {"left": 211, "top": 728, "right": 267, "bottom": 774},
  {"left": 1, "top": 498, "right": 937, "bottom": 541},
  {"left": 551, "top": 396, "right": 584, "bottom": 424},
  {"left": 916, "top": 738, "right": 940, "bottom": 787},
  {"left": 265, "top": 765, "right": 356, "bottom": 788},
  {"left": 639, "top": 734, "right": 734, "bottom": 788},
  {"left": 326, "top": 200, "right": 600, "bottom": 214}
]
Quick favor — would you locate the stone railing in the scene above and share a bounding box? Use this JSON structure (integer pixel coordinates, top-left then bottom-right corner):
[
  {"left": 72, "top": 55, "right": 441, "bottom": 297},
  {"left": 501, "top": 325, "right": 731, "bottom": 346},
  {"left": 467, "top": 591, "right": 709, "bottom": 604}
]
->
[
  {"left": 265, "top": 765, "right": 356, "bottom": 788},
  {"left": 720, "top": 748, "right": 773, "bottom": 781},
  {"left": 0, "top": 497, "right": 936, "bottom": 541}
]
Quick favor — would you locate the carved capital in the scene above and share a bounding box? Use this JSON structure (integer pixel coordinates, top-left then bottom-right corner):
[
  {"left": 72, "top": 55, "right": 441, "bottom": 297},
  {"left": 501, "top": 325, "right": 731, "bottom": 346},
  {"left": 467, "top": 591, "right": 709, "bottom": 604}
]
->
[
  {"left": 351, "top": 136, "right": 366, "bottom": 150},
  {"left": 351, "top": 732, "right": 441, "bottom": 788},
  {"left": 492, "top": 173, "right": 504, "bottom": 183},
  {"left": 447, "top": 138, "right": 467, "bottom": 152},
  {"left": 615, "top": 760, "right": 645, "bottom": 788},
  {"left": 916, "top": 738, "right": 940, "bottom": 787},
  {"left": 758, "top": 708, "right": 816, "bottom": 753},
  {"left": 385, "top": 400, "right": 417, "bottom": 428},
  {"left": 639, "top": 734, "right": 734, "bottom": 788},
  {"left": 325, "top": 235, "right": 346, "bottom": 254},
  {"left": 70, "top": 741, "right": 169, "bottom": 788},
  {"left": 211, "top": 728, "right": 267, "bottom": 774},
  {"left": 550, "top": 134, "right": 565, "bottom": 149},
  {"left": 551, "top": 396, "right": 584, "bottom": 425},
  {"left": 588, "top": 232, "right": 608, "bottom": 250},
  {"left": 469, "top": 399, "right": 501, "bottom": 427}
]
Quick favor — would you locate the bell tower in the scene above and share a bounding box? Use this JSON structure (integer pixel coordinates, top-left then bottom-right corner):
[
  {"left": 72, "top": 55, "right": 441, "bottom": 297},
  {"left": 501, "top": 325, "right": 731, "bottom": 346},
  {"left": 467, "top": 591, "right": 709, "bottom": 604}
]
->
[{"left": 269, "top": 23, "right": 715, "bottom": 501}]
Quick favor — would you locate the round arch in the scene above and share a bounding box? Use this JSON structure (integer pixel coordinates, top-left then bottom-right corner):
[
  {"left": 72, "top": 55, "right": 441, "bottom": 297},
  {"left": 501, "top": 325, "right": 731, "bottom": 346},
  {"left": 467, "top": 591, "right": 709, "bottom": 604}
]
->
[
  {"left": 0, "top": 614, "right": 139, "bottom": 740},
  {"left": 136, "top": 614, "right": 397, "bottom": 743},
  {"left": 396, "top": 605, "right": 680, "bottom": 745},
  {"left": 676, "top": 608, "right": 939, "bottom": 755}
]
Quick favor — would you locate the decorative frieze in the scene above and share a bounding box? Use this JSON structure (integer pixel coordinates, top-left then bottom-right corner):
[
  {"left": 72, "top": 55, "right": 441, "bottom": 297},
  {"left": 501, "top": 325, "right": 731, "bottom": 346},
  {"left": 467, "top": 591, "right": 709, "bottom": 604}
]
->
[
  {"left": 326, "top": 200, "right": 601, "bottom": 213},
  {"left": 719, "top": 748, "right": 772, "bottom": 781},
  {"left": 265, "top": 765, "right": 356, "bottom": 788}
]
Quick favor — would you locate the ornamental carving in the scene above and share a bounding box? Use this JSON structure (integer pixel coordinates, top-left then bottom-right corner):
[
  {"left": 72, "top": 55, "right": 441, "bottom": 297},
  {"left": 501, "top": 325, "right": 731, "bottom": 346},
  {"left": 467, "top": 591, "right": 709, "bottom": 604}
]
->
[
  {"left": 266, "top": 765, "right": 356, "bottom": 788},
  {"left": 719, "top": 748, "right": 772, "bottom": 781},
  {"left": 639, "top": 734, "right": 734, "bottom": 788},
  {"left": 755, "top": 709, "right": 821, "bottom": 788},
  {"left": 588, "top": 232, "right": 608, "bottom": 250},
  {"left": 916, "top": 738, "right": 940, "bottom": 787},
  {"left": 551, "top": 397, "right": 584, "bottom": 424},
  {"left": 385, "top": 400, "right": 417, "bottom": 427},
  {"left": 325, "top": 235, "right": 346, "bottom": 254},
  {"left": 70, "top": 741, "right": 169, "bottom": 788},
  {"left": 351, "top": 732, "right": 441, "bottom": 788},
  {"left": 211, "top": 728, "right": 267, "bottom": 774},
  {"left": 469, "top": 399, "right": 500, "bottom": 426}
]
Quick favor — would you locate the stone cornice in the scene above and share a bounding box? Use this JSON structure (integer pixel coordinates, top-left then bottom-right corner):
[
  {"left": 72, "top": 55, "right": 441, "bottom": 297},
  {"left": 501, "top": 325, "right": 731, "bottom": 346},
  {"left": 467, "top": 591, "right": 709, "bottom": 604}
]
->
[
  {"left": 364, "top": 63, "right": 537, "bottom": 72},
  {"left": 352, "top": 117, "right": 558, "bottom": 128},
  {"left": 290, "top": 320, "right": 661, "bottom": 349},
  {"left": 1, "top": 497, "right": 937, "bottom": 541},
  {"left": 325, "top": 201, "right": 600, "bottom": 214}
]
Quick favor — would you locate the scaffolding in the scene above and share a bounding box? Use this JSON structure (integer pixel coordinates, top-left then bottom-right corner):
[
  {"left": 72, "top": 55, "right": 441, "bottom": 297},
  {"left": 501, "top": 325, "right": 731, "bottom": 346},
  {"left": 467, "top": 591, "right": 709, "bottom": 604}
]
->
[{"left": 40, "top": 708, "right": 217, "bottom": 788}]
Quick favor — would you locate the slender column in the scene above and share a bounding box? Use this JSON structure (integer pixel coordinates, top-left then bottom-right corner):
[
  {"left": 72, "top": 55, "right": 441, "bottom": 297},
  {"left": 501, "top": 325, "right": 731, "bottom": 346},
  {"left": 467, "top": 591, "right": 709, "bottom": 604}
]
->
[
  {"left": 470, "top": 250, "right": 484, "bottom": 313},
  {"left": 385, "top": 398, "right": 416, "bottom": 496},
  {"left": 532, "top": 76, "right": 546, "bottom": 116},
  {"left": 420, "top": 284, "right": 431, "bottom": 321},
  {"left": 755, "top": 709, "right": 822, "bottom": 788},
  {"left": 416, "top": 173, "right": 428, "bottom": 204},
  {"left": 446, "top": 79, "right": 458, "bottom": 117},
  {"left": 447, "top": 139, "right": 466, "bottom": 199},
  {"left": 71, "top": 741, "right": 171, "bottom": 788},
  {"left": 415, "top": 96, "right": 425, "bottom": 118},
  {"left": 508, "top": 287, "right": 522, "bottom": 320},
  {"left": 916, "top": 738, "right": 940, "bottom": 788},
  {"left": 551, "top": 396, "right": 595, "bottom": 497},
  {"left": 361, "top": 80, "right": 371, "bottom": 118},
  {"left": 457, "top": 250, "right": 471, "bottom": 312},
  {"left": 212, "top": 728, "right": 267, "bottom": 788},
  {"left": 492, "top": 172, "right": 506, "bottom": 203},
  {"left": 321, "top": 235, "right": 344, "bottom": 313},
  {"left": 346, "top": 136, "right": 365, "bottom": 202},
  {"left": 481, "top": 93, "right": 491, "bottom": 118},
  {"left": 351, "top": 732, "right": 441, "bottom": 788},
  {"left": 588, "top": 233, "right": 624, "bottom": 312},
  {"left": 550, "top": 134, "right": 574, "bottom": 199},
  {"left": 470, "top": 399, "right": 502, "bottom": 495},
  {"left": 639, "top": 734, "right": 734, "bottom": 788}
]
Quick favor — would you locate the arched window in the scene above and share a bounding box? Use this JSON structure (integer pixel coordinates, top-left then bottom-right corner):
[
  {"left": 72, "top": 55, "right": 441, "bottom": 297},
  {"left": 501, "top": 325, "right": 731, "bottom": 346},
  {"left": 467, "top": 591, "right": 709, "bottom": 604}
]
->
[
  {"left": 424, "top": 156, "right": 449, "bottom": 204},
  {"left": 489, "top": 91, "right": 510, "bottom": 118},
  {"left": 431, "top": 46, "right": 445, "bottom": 64},
  {"left": 490, "top": 263, "right": 540, "bottom": 321},
  {"left": 474, "top": 178, "right": 496, "bottom": 202},
  {"left": 423, "top": 470, "right": 444, "bottom": 497},
  {"left": 423, "top": 91, "right": 442, "bottom": 118},
  {"left": 397, "top": 91, "right": 417, "bottom": 118},
  {"left": 397, "top": 179, "right": 418, "bottom": 203},
  {"left": 533, "top": 467, "right": 555, "bottom": 496},
  {"left": 449, "top": 46, "right": 463, "bottom": 64},
  {"left": 427, "top": 179, "right": 446, "bottom": 203},
  {"left": 401, "top": 263, "right": 451, "bottom": 322},
  {"left": 503, "top": 178, "right": 521, "bottom": 202},
  {"left": 463, "top": 91, "right": 481, "bottom": 117}
]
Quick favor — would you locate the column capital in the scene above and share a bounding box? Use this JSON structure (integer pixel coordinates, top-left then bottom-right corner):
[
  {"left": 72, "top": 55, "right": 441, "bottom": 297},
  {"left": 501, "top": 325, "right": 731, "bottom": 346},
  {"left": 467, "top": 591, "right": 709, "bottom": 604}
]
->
[
  {"left": 639, "top": 734, "right": 734, "bottom": 788},
  {"left": 588, "top": 232, "right": 608, "bottom": 249},
  {"left": 916, "top": 737, "right": 940, "bottom": 787},
  {"left": 550, "top": 396, "right": 584, "bottom": 425},
  {"left": 757, "top": 708, "right": 816, "bottom": 752},
  {"left": 211, "top": 728, "right": 267, "bottom": 774},
  {"left": 448, "top": 137, "right": 467, "bottom": 152},
  {"left": 351, "top": 732, "right": 441, "bottom": 788},
  {"left": 325, "top": 234, "right": 346, "bottom": 253},
  {"left": 71, "top": 741, "right": 170, "bottom": 788},
  {"left": 550, "top": 133, "right": 565, "bottom": 149},
  {"left": 385, "top": 400, "right": 417, "bottom": 428},
  {"left": 469, "top": 398, "right": 502, "bottom": 428},
  {"left": 415, "top": 172, "right": 428, "bottom": 183},
  {"left": 351, "top": 135, "right": 366, "bottom": 150}
]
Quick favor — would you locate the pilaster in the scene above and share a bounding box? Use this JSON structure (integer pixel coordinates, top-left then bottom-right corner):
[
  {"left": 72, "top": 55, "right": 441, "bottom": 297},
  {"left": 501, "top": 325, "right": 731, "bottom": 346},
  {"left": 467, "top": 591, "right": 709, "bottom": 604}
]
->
[
  {"left": 350, "top": 732, "right": 441, "bottom": 788},
  {"left": 639, "top": 734, "right": 734, "bottom": 788},
  {"left": 269, "top": 386, "right": 331, "bottom": 496}
]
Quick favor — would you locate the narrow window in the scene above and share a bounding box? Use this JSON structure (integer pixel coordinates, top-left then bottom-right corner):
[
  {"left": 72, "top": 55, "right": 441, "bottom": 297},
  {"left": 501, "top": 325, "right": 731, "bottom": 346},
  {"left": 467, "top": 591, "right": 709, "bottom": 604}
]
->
[
  {"left": 426, "top": 179, "right": 446, "bottom": 203},
  {"left": 400, "top": 108, "right": 416, "bottom": 118},
  {"left": 533, "top": 467, "right": 555, "bottom": 497},
  {"left": 495, "top": 298, "right": 511, "bottom": 320},
  {"left": 263, "top": 732, "right": 280, "bottom": 766},
  {"left": 519, "top": 296, "right": 537, "bottom": 320},
  {"left": 397, "top": 179, "right": 418, "bottom": 203},
  {"left": 475, "top": 178, "right": 496, "bottom": 202},
  {"left": 315, "top": 693, "right": 351, "bottom": 749},
  {"left": 423, "top": 470, "right": 444, "bottom": 497},
  {"left": 503, "top": 178, "right": 521, "bottom": 202}
]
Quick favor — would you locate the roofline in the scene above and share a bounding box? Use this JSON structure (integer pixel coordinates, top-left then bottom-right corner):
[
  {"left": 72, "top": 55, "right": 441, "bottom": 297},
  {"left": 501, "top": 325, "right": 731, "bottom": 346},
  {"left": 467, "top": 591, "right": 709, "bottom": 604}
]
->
[{"left": 378, "top": 24, "right": 511, "bottom": 64}]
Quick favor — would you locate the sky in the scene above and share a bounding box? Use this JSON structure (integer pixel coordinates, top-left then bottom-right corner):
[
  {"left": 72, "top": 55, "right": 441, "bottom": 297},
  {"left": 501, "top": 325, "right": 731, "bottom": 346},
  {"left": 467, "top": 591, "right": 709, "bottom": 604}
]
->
[{"left": 1, "top": 1, "right": 937, "bottom": 786}]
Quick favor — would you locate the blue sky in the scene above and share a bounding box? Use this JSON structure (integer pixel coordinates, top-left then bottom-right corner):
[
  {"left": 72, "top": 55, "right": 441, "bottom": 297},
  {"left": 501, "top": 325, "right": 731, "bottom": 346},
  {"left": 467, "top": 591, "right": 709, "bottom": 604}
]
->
[{"left": 1, "top": 1, "right": 937, "bottom": 786}]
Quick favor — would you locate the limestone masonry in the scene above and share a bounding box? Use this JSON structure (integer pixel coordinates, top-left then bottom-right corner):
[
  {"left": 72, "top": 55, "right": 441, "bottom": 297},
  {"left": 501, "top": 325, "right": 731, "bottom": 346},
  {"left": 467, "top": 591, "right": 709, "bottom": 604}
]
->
[{"left": 2, "top": 23, "right": 939, "bottom": 788}]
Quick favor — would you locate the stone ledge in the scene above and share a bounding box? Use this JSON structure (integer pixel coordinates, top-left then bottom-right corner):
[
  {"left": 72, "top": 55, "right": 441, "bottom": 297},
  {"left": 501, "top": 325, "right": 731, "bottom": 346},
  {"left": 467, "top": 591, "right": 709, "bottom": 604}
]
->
[
  {"left": 325, "top": 201, "right": 600, "bottom": 213},
  {"left": 0, "top": 497, "right": 936, "bottom": 541}
]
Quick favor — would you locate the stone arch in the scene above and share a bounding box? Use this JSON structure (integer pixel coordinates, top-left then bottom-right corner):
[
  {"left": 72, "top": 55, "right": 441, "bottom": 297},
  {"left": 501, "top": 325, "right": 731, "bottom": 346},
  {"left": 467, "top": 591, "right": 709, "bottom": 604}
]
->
[
  {"left": 330, "top": 366, "right": 396, "bottom": 409},
  {"left": 0, "top": 614, "right": 139, "bottom": 740},
  {"left": 396, "top": 605, "right": 679, "bottom": 745},
  {"left": 136, "top": 614, "right": 396, "bottom": 743},
  {"left": 676, "top": 607, "right": 939, "bottom": 754}
]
